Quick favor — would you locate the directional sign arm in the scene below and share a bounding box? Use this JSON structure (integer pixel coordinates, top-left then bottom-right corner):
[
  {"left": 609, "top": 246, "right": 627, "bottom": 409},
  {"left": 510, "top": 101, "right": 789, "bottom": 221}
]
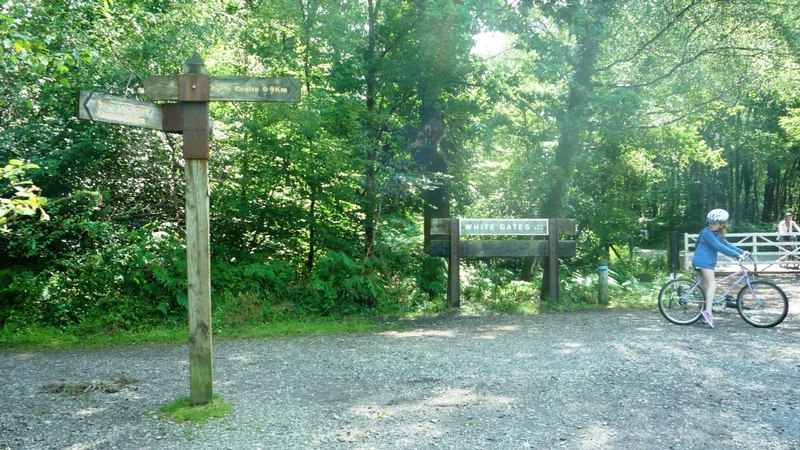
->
[
  {"left": 79, "top": 91, "right": 95, "bottom": 121},
  {"left": 144, "top": 76, "right": 302, "bottom": 102},
  {"left": 143, "top": 76, "right": 179, "bottom": 102},
  {"left": 77, "top": 91, "right": 165, "bottom": 130}
]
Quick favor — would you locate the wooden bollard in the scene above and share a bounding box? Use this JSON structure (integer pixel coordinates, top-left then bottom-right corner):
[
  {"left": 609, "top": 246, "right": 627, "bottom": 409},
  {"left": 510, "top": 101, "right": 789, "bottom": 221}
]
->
[{"left": 598, "top": 260, "right": 609, "bottom": 305}]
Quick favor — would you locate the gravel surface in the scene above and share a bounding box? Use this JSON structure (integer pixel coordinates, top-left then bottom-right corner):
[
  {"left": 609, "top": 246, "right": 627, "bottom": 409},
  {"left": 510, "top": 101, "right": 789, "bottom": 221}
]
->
[{"left": 1, "top": 290, "right": 799, "bottom": 449}]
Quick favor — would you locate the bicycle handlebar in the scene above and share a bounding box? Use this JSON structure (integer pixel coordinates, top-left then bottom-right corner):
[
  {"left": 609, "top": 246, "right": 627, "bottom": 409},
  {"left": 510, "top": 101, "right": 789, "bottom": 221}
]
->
[{"left": 736, "top": 253, "right": 759, "bottom": 274}]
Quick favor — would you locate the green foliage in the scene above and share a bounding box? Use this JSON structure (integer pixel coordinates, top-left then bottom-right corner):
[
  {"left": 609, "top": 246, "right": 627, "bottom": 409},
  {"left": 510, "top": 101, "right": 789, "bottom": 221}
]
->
[
  {"left": 781, "top": 109, "right": 800, "bottom": 144},
  {"left": 418, "top": 256, "right": 447, "bottom": 298},
  {"left": 0, "top": 221, "right": 187, "bottom": 332},
  {"left": 1, "top": 0, "right": 799, "bottom": 335},
  {"left": 0, "top": 159, "right": 48, "bottom": 234},
  {"left": 302, "top": 252, "right": 386, "bottom": 316},
  {"left": 461, "top": 261, "right": 541, "bottom": 314},
  {"left": 211, "top": 257, "right": 298, "bottom": 329},
  {"left": 0, "top": 268, "right": 40, "bottom": 327}
]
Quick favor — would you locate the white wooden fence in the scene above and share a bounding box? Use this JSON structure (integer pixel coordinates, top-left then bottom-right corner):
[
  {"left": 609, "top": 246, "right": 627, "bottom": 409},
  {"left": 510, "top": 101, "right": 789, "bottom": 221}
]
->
[{"left": 684, "top": 232, "right": 800, "bottom": 272}]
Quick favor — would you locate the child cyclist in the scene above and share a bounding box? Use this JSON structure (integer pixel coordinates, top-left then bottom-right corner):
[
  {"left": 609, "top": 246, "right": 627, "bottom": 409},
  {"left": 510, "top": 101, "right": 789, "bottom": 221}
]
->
[{"left": 691, "top": 209, "right": 750, "bottom": 328}]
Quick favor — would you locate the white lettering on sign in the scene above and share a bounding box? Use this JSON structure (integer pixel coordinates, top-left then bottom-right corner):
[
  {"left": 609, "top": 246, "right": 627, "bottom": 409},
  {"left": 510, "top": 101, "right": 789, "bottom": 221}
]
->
[
  {"left": 94, "top": 98, "right": 151, "bottom": 125},
  {"left": 460, "top": 219, "right": 548, "bottom": 236}
]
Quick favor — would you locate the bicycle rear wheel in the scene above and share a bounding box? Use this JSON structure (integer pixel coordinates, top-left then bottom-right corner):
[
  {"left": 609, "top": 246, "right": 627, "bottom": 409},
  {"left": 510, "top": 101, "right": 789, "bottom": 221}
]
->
[
  {"left": 658, "top": 279, "right": 703, "bottom": 325},
  {"left": 737, "top": 281, "right": 789, "bottom": 328}
]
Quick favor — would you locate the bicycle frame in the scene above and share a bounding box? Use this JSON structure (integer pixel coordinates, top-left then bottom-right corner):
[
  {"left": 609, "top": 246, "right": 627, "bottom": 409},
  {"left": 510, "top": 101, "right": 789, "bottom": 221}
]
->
[
  {"left": 708, "top": 265, "right": 752, "bottom": 301},
  {"left": 684, "top": 263, "right": 752, "bottom": 304}
]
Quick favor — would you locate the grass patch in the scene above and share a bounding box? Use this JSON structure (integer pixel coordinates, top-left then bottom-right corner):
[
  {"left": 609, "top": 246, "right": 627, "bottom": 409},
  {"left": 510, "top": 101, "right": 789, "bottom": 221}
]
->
[
  {"left": 158, "top": 393, "right": 232, "bottom": 423},
  {"left": 214, "top": 317, "right": 397, "bottom": 339},
  {"left": 0, "top": 325, "right": 188, "bottom": 351},
  {"left": 0, "top": 316, "right": 403, "bottom": 351}
]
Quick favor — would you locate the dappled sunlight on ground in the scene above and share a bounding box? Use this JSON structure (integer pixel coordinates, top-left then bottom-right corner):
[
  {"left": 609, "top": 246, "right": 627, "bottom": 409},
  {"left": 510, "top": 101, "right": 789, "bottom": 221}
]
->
[
  {"left": 380, "top": 329, "right": 456, "bottom": 338},
  {"left": 224, "top": 354, "right": 253, "bottom": 363},
  {"left": 578, "top": 424, "right": 615, "bottom": 449},
  {"left": 554, "top": 341, "right": 586, "bottom": 355},
  {"left": 75, "top": 407, "right": 105, "bottom": 417},
  {"left": 342, "top": 386, "right": 516, "bottom": 447}
]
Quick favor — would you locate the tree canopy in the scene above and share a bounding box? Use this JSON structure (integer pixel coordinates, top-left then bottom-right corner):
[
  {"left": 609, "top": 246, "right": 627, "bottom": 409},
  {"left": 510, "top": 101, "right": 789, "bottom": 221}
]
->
[{"left": 1, "top": 0, "right": 798, "bottom": 331}]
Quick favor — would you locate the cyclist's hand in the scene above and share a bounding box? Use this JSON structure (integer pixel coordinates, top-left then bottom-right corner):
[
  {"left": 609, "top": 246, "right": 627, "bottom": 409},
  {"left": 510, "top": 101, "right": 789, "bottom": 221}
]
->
[{"left": 739, "top": 251, "right": 750, "bottom": 261}]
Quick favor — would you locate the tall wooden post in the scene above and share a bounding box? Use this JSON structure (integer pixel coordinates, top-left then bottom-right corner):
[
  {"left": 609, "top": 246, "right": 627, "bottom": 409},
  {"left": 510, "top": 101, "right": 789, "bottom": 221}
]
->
[
  {"left": 448, "top": 218, "right": 461, "bottom": 307},
  {"left": 598, "top": 259, "right": 609, "bottom": 305},
  {"left": 548, "top": 218, "right": 560, "bottom": 307},
  {"left": 181, "top": 52, "right": 213, "bottom": 405}
]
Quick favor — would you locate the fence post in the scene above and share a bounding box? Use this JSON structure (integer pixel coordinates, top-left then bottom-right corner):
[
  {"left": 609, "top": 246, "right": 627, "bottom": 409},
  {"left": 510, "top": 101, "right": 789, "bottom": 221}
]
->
[{"left": 669, "top": 231, "right": 681, "bottom": 276}]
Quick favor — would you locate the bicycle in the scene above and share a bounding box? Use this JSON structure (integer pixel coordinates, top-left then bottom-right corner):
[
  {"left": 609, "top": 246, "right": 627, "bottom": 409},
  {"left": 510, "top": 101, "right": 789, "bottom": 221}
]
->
[
  {"left": 658, "top": 257, "right": 789, "bottom": 328},
  {"left": 777, "top": 234, "right": 800, "bottom": 269}
]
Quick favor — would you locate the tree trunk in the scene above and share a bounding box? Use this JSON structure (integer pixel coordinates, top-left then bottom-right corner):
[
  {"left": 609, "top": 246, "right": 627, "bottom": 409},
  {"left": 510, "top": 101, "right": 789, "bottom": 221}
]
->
[
  {"left": 420, "top": 105, "right": 449, "bottom": 253},
  {"left": 540, "top": 4, "right": 603, "bottom": 303},
  {"left": 362, "top": 0, "right": 380, "bottom": 255}
]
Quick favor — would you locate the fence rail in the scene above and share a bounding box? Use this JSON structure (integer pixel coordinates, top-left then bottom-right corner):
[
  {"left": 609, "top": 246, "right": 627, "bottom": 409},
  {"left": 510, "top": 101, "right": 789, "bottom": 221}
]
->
[{"left": 684, "top": 232, "right": 800, "bottom": 272}]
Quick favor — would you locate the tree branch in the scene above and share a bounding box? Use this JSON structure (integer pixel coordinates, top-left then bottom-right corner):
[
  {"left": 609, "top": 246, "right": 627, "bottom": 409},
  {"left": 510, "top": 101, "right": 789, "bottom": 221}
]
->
[{"left": 596, "top": 0, "right": 701, "bottom": 73}]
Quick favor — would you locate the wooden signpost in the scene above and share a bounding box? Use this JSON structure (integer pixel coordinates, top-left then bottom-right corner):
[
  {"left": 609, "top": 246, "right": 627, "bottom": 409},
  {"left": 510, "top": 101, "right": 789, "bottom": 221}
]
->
[
  {"left": 428, "top": 218, "right": 576, "bottom": 307},
  {"left": 78, "top": 51, "right": 300, "bottom": 405}
]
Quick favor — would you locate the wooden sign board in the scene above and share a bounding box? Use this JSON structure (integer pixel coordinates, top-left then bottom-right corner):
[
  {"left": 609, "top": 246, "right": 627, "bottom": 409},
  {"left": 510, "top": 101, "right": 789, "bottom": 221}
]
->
[
  {"left": 428, "top": 217, "right": 576, "bottom": 307},
  {"left": 144, "top": 76, "right": 301, "bottom": 102},
  {"left": 461, "top": 218, "right": 548, "bottom": 235},
  {"left": 78, "top": 91, "right": 163, "bottom": 130},
  {"left": 431, "top": 218, "right": 575, "bottom": 236},
  {"left": 428, "top": 240, "right": 577, "bottom": 258}
]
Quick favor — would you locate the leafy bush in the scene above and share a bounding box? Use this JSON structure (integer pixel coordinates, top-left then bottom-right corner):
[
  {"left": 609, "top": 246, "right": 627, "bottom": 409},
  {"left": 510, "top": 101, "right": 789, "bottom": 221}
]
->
[
  {"left": 1, "top": 221, "right": 187, "bottom": 332},
  {"left": 211, "top": 257, "right": 298, "bottom": 328},
  {"left": 302, "top": 251, "right": 386, "bottom": 316},
  {"left": 417, "top": 256, "right": 447, "bottom": 298},
  {"left": 1, "top": 159, "right": 48, "bottom": 235},
  {"left": 0, "top": 268, "right": 43, "bottom": 326},
  {"left": 461, "top": 261, "right": 540, "bottom": 314}
]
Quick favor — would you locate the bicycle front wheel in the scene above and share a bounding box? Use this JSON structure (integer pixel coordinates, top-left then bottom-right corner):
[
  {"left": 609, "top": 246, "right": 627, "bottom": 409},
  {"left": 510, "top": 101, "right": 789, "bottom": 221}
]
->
[
  {"left": 658, "top": 279, "right": 703, "bottom": 325},
  {"left": 737, "top": 281, "right": 789, "bottom": 328}
]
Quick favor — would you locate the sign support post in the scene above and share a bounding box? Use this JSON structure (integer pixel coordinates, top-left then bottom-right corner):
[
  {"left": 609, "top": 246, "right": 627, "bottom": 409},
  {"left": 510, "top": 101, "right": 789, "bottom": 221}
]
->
[
  {"left": 548, "top": 218, "right": 560, "bottom": 307},
  {"left": 448, "top": 218, "right": 461, "bottom": 307},
  {"left": 79, "top": 50, "right": 301, "bottom": 406},
  {"left": 178, "top": 53, "right": 213, "bottom": 405}
]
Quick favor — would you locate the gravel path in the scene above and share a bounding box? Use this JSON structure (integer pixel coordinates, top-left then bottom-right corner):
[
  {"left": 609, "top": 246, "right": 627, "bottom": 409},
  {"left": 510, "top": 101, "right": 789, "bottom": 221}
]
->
[{"left": 1, "top": 290, "right": 799, "bottom": 449}]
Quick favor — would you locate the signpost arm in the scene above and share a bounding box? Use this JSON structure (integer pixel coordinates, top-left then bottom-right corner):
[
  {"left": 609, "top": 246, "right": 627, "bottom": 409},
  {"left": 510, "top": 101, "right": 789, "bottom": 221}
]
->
[{"left": 181, "top": 52, "right": 213, "bottom": 406}]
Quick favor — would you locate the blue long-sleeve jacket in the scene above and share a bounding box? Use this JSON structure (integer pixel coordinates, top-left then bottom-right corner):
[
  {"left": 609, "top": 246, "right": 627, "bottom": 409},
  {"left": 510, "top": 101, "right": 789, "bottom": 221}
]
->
[{"left": 692, "top": 227, "right": 744, "bottom": 269}]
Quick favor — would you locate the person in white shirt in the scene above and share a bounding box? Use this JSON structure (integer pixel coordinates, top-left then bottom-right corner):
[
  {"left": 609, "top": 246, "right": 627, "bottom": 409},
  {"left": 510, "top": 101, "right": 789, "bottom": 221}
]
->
[
  {"left": 777, "top": 211, "right": 800, "bottom": 241},
  {"left": 777, "top": 211, "right": 800, "bottom": 268}
]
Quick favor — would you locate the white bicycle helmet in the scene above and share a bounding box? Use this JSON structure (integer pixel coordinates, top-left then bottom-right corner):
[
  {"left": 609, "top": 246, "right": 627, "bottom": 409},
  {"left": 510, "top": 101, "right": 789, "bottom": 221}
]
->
[{"left": 706, "top": 208, "right": 729, "bottom": 223}]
